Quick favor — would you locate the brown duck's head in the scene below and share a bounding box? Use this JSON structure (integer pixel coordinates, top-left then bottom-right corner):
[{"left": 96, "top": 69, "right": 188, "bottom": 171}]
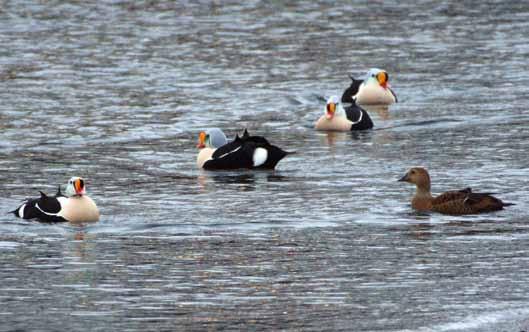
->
[{"left": 398, "top": 167, "right": 431, "bottom": 190}]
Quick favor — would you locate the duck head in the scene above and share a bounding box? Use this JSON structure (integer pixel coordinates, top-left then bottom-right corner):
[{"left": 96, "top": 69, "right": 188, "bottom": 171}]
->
[
  {"left": 325, "top": 95, "right": 346, "bottom": 119},
  {"left": 197, "top": 128, "right": 228, "bottom": 149},
  {"left": 66, "top": 177, "right": 86, "bottom": 197},
  {"left": 398, "top": 167, "right": 431, "bottom": 191},
  {"left": 365, "top": 68, "right": 390, "bottom": 89}
]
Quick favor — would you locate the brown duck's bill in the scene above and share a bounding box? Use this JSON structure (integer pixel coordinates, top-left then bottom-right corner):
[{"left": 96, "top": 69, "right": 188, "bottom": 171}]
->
[{"left": 398, "top": 173, "right": 409, "bottom": 182}]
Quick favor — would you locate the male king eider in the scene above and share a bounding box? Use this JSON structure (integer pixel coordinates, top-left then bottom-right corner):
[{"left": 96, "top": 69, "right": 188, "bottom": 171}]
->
[
  {"left": 11, "top": 177, "right": 100, "bottom": 223},
  {"left": 398, "top": 167, "right": 514, "bottom": 215},
  {"left": 315, "top": 95, "right": 373, "bottom": 131},
  {"left": 196, "top": 128, "right": 291, "bottom": 170},
  {"left": 341, "top": 68, "right": 397, "bottom": 105}
]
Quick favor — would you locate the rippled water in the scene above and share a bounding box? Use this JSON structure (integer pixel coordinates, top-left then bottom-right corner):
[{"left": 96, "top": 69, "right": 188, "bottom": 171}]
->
[{"left": 1, "top": 1, "right": 529, "bottom": 331}]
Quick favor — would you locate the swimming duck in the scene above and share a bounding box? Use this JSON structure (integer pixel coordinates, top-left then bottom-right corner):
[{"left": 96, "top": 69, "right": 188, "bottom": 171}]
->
[
  {"left": 398, "top": 167, "right": 513, "bottom": 215},
  {"left": 341, "top": 68, "right": 397, "bottom": 105},
  {"left": 341, "top": 74, "right": 363, "bottom": 103},
  {"left": 11, "top": 177, "right": 100, "bottom": 223},
  {"left": 196, "top": 128, "right": 291, "bottom": 170},
  {"left": 315, "top": 95, "right": 373, "bottom": 131}
]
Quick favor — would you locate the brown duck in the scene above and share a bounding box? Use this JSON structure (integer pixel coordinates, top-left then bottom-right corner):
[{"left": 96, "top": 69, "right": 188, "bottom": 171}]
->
[{"left": 398, "top": 167, "right": 513, "bottom": 215}]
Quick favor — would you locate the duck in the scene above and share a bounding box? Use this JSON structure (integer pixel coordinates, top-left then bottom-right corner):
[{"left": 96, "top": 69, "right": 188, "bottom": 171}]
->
[
  {"left": 315, "top": 95, "right": 373, "bottom": 131},
  {"left": 398, "top": 167, "right": 513, "bottom": 215},
  {"left": 196, "top": 128, "right": 291, "bottom": 170},
  {"left": 341, "top": 68, "right": 397, "bottom": 105},
  {"left": 341, "top": 74, "right": 363, "bottom": 103},
  {"left": 11, "top": 177, "right": 100, "bottom": 223}
]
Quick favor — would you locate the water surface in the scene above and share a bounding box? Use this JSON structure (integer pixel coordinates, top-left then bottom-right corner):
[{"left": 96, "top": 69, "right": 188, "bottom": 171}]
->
[{"left": 1, "top": 1, "right": 529, "bottom": 331}]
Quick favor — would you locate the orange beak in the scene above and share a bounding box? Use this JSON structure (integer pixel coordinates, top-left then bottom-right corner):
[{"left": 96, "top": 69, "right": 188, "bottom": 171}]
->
[
  {"left": 197, "top": 131, "right": 206, "bottom": 148},
  {"left": 326, "top": 102, "right": 336, "bottom": 119},
  {"left": 74, "top": 178, "right": 85, "bottom": 195},
  {"left": 377, "top": 71, "right": 389, "bottom": 89}
]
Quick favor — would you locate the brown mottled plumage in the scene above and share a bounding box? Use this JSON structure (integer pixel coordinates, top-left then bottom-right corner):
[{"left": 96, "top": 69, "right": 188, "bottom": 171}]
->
[{"left": 398, "top": 167, "right": 513, "bottom": 215}]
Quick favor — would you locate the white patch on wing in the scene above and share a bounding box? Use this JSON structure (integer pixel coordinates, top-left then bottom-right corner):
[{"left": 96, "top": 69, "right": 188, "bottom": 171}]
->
[
  {"left": 217, "top": 146, "right": 241, "bottom": 159},
  {"left": 253, "top": 148, "right": 268, "bottom": 167},
  {"left": 18, "top": 203, "right": 26, "bottom": 218}
]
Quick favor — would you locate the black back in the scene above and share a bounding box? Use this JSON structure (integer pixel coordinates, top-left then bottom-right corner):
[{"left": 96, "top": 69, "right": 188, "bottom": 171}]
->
[
  {"left": 255, "top": 144, "right": 289, "bottom": 169},
  {"left": 204, "top": 129, "right": 289, "bottom": 170},
  {"left": 212, "top": 134, "right": 243, "bottom": 159},
  {"left": 12, "top": 191, "right": 67, "bottom": 223},
  {"left": 204, "top": 142, "right": 254, "bottom": 170},
  {"left": 344, "top": 104, "right": 374, "bottom": 130},
  {"left": 341, "top": 75, "right": 363, "bottom": 103},
  {"left": 242, "top": 131, "right": 289, "bottom": 169},
  {"left": 37, "top": 191, "right": 62, "bottom": 214},
  {"left": 14, "top": 197, "right": 40, "bottom": 219}
]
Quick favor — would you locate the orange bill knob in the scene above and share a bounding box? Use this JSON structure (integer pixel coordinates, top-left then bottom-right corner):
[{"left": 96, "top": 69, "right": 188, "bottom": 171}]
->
[
  {"left": 197, "top": 131, "right": 206, "bottom": 148},
  {"left": 326, "top": 102, "right": 336, "bottom": 119},
  {"left": 377, "top": 71, "right": 388, "bottom": 88},
  {"left": 74, "top": 178, "right": 85, "bottom": 195}
]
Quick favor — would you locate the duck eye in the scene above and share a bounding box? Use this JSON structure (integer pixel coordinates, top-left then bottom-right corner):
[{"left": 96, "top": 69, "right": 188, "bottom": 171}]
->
[{"left": 410, "top": 170, "right": 415, "bottom": 175}]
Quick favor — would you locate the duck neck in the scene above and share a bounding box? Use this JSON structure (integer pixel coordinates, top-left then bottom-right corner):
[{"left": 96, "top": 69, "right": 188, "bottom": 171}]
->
[{"left": 412, "top": 184, "right": 433, "bottom": 211}]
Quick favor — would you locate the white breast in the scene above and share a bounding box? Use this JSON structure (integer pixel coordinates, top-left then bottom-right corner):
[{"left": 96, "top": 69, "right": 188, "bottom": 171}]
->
[
  {"left": 60, "top": 196, "right": 100, "bottom": 223},
  {"left": 197, "top": 148, "right": 215, "bottom": 168},
  {"left": 355, "top": 85, "right": 395, "bottom": 105},
  {"left": 315, "top": 115, "right": 353, "bottom": 131}
]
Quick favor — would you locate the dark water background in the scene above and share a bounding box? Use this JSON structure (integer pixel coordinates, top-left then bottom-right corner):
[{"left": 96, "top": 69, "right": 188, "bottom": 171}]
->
[{"left": 1, "top": 1, "right": 529, "bottom": 331}]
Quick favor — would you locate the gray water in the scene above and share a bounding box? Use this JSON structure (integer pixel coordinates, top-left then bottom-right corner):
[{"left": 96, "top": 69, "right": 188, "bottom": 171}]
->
[{"left": 1, "top": 1, "right": 529, "bottom": 331}]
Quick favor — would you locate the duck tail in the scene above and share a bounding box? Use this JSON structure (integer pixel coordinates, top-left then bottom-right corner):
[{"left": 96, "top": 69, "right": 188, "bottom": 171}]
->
[{"left": 503, "top": 202, "right": 515, "bottom": 207}]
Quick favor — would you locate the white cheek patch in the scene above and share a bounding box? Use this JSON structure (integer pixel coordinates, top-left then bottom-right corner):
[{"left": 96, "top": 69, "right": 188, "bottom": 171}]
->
[{"left": 253, "top": 148, "right": 268, "bottom": 167}]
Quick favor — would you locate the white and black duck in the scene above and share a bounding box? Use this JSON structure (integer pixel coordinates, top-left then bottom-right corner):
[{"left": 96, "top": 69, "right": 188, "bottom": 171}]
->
[
  {"left": 341, "top": 68, "right": 397, "bottom": 105},
  {"left": 196, "top": 128, "right": 291, "bottom": 170},
  {"left": 315, "top": 95, "right": 373, "bottom": 131},
  {"left": 11, "top": 177, "right": 100, "bottom": 223}
]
